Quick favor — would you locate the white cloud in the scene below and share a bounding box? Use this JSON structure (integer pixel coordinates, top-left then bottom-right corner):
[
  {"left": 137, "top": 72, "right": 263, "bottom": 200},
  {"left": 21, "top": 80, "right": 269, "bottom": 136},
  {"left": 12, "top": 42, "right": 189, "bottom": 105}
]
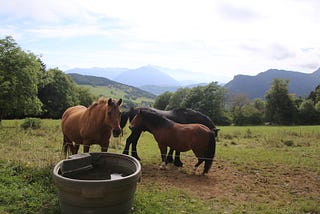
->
[{"left": 1, "top": 0, "right": 320, "bottom": 83}]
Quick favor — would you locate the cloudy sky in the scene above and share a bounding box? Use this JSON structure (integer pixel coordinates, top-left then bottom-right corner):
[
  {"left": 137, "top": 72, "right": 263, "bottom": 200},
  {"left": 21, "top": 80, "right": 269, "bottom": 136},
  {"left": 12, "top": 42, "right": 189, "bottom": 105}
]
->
[{"left": 1, "top": 0, "right": 320, "bottom": 83}]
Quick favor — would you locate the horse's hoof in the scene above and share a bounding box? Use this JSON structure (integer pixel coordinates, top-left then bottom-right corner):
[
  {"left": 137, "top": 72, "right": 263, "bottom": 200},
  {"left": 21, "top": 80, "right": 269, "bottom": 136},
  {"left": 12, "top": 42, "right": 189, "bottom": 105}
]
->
[
  {"left": 159, "top": 162, "right": 167, "bottom": 170},
  {"left": 174, "top": 161, "right": 183, "bottom": 167},
  {"left": 166, "top": 156, "right": 174, "bottom": 163},
  {"left": 132, "top": 154, "right": 141, "bottom": 161}
]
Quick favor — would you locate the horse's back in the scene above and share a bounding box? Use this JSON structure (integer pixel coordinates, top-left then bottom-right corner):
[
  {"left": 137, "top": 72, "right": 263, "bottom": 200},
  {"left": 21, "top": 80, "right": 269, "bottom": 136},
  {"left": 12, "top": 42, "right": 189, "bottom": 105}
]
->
[
  {"left": 169, "top": 109, "right": 215, "bottom": 129},
  {"left": 62, "top": 105, "right": 86, "bottom": 120}
]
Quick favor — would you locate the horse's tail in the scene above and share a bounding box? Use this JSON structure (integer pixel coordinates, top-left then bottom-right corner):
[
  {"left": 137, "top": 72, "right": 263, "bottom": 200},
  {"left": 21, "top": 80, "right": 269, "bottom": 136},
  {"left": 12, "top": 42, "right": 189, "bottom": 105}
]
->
[
  {"left": 62, "top": 135, "right": 71, "bottom": 158},
  {"left": 203, "top": 131, "right": 216, "bottom": 174}
]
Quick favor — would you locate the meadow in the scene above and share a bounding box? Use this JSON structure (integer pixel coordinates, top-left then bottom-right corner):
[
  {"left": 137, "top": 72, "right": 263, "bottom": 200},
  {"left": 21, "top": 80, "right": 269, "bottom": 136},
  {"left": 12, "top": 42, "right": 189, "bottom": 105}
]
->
[{"left": 0, "top": 119, "right": 319, "bottom": 213}]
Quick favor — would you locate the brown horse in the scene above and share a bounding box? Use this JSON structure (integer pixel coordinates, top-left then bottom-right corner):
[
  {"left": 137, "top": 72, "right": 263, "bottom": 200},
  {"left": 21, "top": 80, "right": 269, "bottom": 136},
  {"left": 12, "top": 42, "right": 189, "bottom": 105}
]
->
[
  {"left": 61, "top": 97, "right": 122, "bottom": 158},
  {"left": 129, "top": 109, "right": 216, "bottom": 174}
]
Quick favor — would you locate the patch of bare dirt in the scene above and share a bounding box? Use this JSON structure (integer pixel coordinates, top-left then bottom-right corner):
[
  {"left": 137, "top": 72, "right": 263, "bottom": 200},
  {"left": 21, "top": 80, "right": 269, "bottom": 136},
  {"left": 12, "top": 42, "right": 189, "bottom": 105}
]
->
[{"left": 139, "top": 159, "right": 320, "bottom": 204}]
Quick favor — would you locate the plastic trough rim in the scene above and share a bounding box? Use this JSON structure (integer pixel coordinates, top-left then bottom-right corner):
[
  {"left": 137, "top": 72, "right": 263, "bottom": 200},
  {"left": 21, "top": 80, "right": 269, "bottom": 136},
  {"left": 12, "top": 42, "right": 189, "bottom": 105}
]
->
[{"left": 53, "top": 152, "right": 141, "bottom": 183}]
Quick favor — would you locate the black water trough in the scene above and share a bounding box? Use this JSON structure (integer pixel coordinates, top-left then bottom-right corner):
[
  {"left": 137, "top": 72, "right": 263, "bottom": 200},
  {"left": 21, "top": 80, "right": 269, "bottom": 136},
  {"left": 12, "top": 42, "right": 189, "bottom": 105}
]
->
[{"left": 53, "top": 152, "right": 141, "bottom": 214}]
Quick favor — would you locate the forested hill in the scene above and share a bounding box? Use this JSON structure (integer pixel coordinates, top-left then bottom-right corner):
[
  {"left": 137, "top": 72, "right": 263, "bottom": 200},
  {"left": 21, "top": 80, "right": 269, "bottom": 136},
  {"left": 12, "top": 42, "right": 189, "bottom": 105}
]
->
[
  {"left": 68, "top": 73, "right": 156, "bottom": 99},
  {"left": 225, "top": 68, "right": 320, "bottom": 99}
]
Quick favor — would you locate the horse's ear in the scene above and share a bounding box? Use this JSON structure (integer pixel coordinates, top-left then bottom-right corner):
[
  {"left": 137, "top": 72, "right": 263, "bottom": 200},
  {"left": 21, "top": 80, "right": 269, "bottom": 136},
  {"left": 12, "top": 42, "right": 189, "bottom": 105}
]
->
[
  {"left": 108, "top": 98, "right": 113, "bottom": 105},
  {"left": 117, "top": 98, "right": 122, "bottom": 106}
]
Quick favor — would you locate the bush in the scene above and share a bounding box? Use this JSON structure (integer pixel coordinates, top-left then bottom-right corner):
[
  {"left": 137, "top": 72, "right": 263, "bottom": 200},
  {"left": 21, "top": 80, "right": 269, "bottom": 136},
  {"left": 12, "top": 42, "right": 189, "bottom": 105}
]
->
[{"left": 20, "top": 118, "right": 42, "bottom": 129}]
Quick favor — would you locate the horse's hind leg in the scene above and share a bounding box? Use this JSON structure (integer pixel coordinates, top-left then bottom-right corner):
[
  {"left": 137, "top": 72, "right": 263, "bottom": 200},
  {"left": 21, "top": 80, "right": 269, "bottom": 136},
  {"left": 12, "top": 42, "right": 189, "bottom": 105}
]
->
[
  {"left": 62, "top": 135, "right": 74, "bottom": 158},
  {"left": 193, "top": 158, "right": 205, "bottom": 174},
  {"left": 158, "top": 143, "right": 167, "bottom": 170}
]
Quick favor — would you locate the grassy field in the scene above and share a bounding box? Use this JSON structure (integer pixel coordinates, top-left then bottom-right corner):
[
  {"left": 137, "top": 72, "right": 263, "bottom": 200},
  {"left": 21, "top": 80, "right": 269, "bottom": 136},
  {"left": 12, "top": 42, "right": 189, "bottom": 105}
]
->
[
  {"left": 81, "top": 85, "right": 155, "bottom": 106},
  {"left": 0, "top": 120, "right": 319, "bottom": 213}
]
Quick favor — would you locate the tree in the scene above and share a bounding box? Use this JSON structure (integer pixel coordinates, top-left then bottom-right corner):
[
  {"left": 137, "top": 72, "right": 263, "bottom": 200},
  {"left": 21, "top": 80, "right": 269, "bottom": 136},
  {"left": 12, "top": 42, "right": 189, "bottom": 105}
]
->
[
  {"left": 38, "top": 68, "right": 79, "bottom": 118},
  {"left": 308, "top": 85, "right": 320, "bottom": 104},
  {"left": 0, "top": 36, "right": 43, "bottom": 121},
  {"left": 298, "top": 99, "right": 319, "bottom": 124},
  {"left": 180, "top": 82, "right": 228, "bottom": 124},
  {"left": 76, "top": 86, "right": 95, "bottom": 107},
  {"left": 181, "top": 86, "right": 204, "bottom": 110},
  {"left": 230, "top": 95, "right": 264, "bottom": 125},
  {"left": 265, "top": 79, "right": 297, "bottom": 125},
  {"left": 166, "top": 87, "right": 190, "bottom": 110},
  {"left": 200, "top": 82, "right": 227, "bottom": 124},
  {"left": 153, "top": 91, "right": 172, "bottom": 110}
]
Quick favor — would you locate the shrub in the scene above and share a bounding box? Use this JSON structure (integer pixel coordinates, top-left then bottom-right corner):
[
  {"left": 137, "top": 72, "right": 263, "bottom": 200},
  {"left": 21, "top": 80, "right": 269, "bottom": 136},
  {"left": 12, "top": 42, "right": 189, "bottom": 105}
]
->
[{"left": 20, "top": 118, "right": 42, "bottom": 129}]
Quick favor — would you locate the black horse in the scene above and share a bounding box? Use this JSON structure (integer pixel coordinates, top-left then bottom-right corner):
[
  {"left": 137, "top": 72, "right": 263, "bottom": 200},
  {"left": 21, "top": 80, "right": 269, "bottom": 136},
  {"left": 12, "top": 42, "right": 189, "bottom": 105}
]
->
[{"left": 121, "top": 107, "right": 219, "bottom": 167}]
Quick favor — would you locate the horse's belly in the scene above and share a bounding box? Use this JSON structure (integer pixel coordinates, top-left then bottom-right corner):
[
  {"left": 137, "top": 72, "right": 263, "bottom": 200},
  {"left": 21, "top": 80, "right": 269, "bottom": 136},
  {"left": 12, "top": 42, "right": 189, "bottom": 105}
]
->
[
  {"left": 165, "top": 137, "right": 192, "bottom": 152},
  {"left": 62, "top": 107, "right": 86, "bottom": 143}
]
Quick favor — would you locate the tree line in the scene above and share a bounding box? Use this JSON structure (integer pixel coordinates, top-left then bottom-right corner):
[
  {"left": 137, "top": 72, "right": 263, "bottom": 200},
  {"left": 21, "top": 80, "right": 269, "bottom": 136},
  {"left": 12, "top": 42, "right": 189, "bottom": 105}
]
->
[
  {"left": 0, "top": 36, "right": 95, "bottom": 121},
  {"left": 154, "top": 79, "right": 320, "bottom": 125},
  {"left": 1, "top": 36, "right": 320, "bottom": 125}
]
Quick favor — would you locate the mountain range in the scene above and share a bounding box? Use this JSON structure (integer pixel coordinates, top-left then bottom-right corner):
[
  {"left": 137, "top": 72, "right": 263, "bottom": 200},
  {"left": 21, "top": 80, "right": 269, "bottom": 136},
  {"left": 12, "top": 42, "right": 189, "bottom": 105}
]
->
[
  {"left": 225, "top": 68, "right": 320, "bottom": 99},
  {"left": 65, "top": 66, "right": 320, "bottom": 99},
  {"left": 65, "top": 65, "right": 205, "bottom": 95}
]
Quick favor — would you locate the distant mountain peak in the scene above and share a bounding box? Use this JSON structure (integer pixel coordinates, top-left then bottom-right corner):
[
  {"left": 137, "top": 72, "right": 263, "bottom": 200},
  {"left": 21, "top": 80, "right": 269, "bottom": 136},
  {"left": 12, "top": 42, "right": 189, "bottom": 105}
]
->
[
  {"left": 313, "top": 67, "right": 320, "bottom": 74},
  {"left": 114, "top": 66, "right": 180, "bottom": 87}
]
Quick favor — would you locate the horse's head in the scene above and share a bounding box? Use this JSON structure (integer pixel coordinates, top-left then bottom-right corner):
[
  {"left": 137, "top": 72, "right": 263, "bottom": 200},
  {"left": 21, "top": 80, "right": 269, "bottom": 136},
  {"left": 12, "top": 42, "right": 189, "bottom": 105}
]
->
[
  {"left": 105, "top": 98, "right": 122, "bottom": 137},
  {"left": 129, "top": 109, "right": 143, "bottom": 130}
]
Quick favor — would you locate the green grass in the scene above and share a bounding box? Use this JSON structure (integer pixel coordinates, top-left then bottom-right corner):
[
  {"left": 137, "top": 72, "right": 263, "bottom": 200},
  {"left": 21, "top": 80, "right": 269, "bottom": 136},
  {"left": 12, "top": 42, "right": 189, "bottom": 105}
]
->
[
  {"left": 0, "top": 120, "right": 319, "bottom": 213},
  {"left": 217, "top": 126, "right": 320, "bottom": 172}
]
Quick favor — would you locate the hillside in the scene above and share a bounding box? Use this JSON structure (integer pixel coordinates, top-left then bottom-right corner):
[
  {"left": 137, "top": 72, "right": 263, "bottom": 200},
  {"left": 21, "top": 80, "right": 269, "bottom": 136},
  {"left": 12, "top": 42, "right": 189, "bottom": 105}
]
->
[
  {"left": 225, "top": 68, "right": 320, "bottom": 99},
  {"left": 65, "top": 65, "right": 208, "bottom": 94},
  {"left": 68, "top": 73, "right": 156, "bottom": 106}
]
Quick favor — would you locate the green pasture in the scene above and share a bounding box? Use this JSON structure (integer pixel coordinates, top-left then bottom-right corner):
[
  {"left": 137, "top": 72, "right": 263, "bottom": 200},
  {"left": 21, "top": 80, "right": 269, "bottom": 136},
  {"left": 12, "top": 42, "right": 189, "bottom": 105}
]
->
[
  {"left": 82, "top": 85, "right": 154, "bottom": 106},
  {"left": 0, "top": 120, "right": 319, "bottom": 213}
]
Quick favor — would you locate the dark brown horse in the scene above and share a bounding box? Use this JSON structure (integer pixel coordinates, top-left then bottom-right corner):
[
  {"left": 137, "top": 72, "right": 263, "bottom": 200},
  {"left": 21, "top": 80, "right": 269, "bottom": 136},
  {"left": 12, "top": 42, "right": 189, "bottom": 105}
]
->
[
  {"left": 129, "top": 109, "right": 216, "bottom": 174},
  {"left": 121, "top": 107, "right": 219, "bottom": 166},
  {"left": 61, "top": 97, "right": 122, "bottom": 158}
]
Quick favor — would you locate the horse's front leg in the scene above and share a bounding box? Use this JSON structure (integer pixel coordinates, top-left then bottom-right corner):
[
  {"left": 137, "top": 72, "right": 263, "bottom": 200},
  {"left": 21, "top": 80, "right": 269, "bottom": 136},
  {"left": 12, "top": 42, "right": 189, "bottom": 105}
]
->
[
  {"left": 73, "top": 143, "right": 80, "bottom": 154},
  {"left": 82, "top": 139, "right": 92, "bottom": 153},
  {"left": 166, "top": 148, "right": 174, "bottom": 164},
  {"left": 158, "top": 143, "right": 167, "bottom": 170},
  {"left": 173, "top": 151, "right": 183, "bottom": 167},
  {"left": 124, "top": 129, "right": 142, "bottom": 160},
  {"left": 122, "top": 132, "right": 133, "bottom": 155},
  {"left": 100, "top": 140, "right": 110, "bottom": 152},
  {"left": 83, "top": 144, "right": 90, "bottom": 153}
]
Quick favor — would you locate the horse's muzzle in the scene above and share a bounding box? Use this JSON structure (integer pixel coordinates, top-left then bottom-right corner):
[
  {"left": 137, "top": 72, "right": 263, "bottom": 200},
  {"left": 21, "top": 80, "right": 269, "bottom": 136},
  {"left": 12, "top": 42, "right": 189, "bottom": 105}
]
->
[{"left": 112, "top": 129, "right": 121, "bottom": 137}]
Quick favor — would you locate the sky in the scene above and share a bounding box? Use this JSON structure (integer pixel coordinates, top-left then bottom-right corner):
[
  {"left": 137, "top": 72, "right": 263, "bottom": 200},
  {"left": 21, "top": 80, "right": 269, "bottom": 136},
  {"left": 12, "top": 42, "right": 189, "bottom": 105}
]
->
[{"left": 1, "top": 0, "right": 320, "bottom": 83}]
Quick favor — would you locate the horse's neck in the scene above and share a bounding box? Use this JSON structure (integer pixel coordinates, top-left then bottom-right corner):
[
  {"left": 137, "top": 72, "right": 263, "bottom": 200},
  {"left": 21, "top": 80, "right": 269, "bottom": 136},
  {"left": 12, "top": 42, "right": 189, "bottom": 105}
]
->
[{"left": 84, "top": 105, "right": 110, "bottom": 130}]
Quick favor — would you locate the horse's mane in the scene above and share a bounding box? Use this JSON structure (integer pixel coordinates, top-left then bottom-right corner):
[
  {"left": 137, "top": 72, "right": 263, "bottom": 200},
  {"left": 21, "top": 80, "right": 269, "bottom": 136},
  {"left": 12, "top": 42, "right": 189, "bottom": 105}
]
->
[
  {"left": 140, "top": 109, "right": 173, "bottom": 128},
  {"left": 120, "top": 107, "right": 134, "bottom": 128},
  {"left": 87, "top": 97, "right": 108, "bottom": 111}
]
